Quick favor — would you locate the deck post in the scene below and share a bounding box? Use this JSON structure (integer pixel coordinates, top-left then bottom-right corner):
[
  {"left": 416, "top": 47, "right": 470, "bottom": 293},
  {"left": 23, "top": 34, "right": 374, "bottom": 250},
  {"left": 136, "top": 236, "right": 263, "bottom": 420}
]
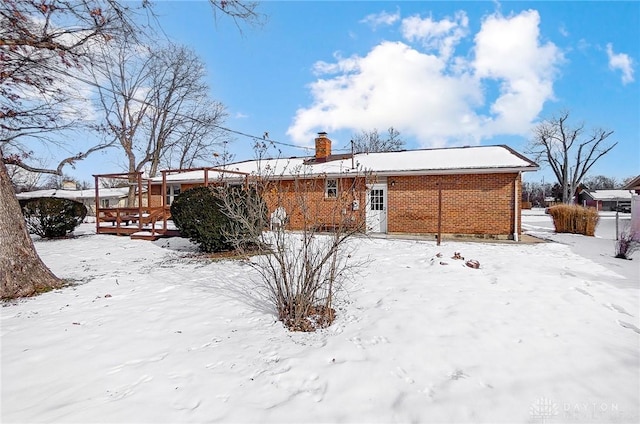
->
[
  {"left": 138, "top": 172, "right": 143, "bottom": 232},
  {"left": 94, "top": 175, "right": 100, "bottom": 234}
]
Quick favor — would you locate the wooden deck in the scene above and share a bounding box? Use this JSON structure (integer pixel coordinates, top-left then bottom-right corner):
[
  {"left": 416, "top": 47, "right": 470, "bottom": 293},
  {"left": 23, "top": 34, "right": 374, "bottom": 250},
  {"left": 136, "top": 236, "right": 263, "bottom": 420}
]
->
[{"left": 96, "top": 206, "right": 178, "bottom": 240}]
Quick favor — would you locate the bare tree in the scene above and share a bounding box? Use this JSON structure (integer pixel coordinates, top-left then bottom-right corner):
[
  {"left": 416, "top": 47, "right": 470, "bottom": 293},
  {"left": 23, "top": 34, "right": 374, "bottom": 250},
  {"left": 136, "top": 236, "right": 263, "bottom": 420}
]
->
[
  {"left": 0, "top": 0, "right": 144, "bottom": 298},
  {"left": 93, "top": 41, "right": 229, "bottom": 204},
  {"left": 158, "top": 97, "right": 230, "bottom": 171},
  {"left": 144, "top": 44, "right": 230, "bottom": 175},
  {"left": 6, "top": 163, "right": 44, "bottom": 193},
  {"left": 352, "top": 127, "right": 405, "bottom": 154},
  {"left": 583, "top": 175, "right": 618, "bottom": 190},
  {"left": 100, "top": 177, "right": 129, "bottom": 188},
  {"left": 0, "top": 0, "right": 263, "bottom": 299},
  {"left": 208, "top": 0, "right": 264, "bottom": 31},
  {"left": 528, "top": 111, "right": 617, "bottom": 203}
]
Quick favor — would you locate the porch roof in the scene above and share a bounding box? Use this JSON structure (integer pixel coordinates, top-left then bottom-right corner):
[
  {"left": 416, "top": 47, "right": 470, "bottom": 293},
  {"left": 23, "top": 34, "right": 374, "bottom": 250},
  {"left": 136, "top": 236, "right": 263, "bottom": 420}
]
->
[{"left": 153, "top": 144, "right": 538, "bottom": 184}]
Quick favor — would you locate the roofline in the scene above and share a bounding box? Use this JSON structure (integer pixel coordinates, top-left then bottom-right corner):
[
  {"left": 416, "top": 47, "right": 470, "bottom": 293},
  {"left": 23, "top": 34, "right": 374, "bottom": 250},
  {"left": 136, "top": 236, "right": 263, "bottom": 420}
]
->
[
  {"left": 215, "top": 144, "right": 539, "bottom": 168},
  {"left": 363, "top": 166, "right": 539, "bottom": 177},
  {"left": 622, "top": 175, "right": 640, "bottom": 190},
  {"left": 155, "top": 165, "right": 539, "bottom": 184},
  {"left": 499, "top": 144, "right": 539, "bottom": 168}
]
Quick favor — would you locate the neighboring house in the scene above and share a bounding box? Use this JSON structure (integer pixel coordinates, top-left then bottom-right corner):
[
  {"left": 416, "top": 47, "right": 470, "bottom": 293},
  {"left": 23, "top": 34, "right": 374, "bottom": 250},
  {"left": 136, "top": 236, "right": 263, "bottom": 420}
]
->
[
  {"left": 149, "top": 132, "right": 539, "bottom": 240},
  {"left": 622, "top": 175, "right": 640, "bottom": 234},
  {"left": 17, "top": 188, "right": 130, "bottom": 216},
  {"left": 576, "top": 189, "right": 633, "bottom": 211}
]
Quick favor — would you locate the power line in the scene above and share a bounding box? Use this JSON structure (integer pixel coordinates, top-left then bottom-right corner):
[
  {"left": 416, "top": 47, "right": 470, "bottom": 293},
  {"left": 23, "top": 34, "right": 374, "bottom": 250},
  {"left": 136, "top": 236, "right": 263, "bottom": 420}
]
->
[{"left": 36, "top": 60, "right": 324, "bottom": 154}]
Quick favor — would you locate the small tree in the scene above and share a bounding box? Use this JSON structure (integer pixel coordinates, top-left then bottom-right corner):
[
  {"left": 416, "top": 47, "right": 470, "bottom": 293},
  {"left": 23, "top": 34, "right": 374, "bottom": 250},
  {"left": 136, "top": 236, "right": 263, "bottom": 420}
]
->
[
  {"left": 615, "top": 227, "right": 640, "bottom": 260},
  {"left": 217, "top": 149, "right": 371, "bottom": 332},
  {"left": 528, "top": 111, "right": 617, "bottom": 203},
  {"left": 351, "top": 127, "right": 405, "bottom": 153},
  {"left": 20, "top": 198, "right": 87, "bottom": 239}
]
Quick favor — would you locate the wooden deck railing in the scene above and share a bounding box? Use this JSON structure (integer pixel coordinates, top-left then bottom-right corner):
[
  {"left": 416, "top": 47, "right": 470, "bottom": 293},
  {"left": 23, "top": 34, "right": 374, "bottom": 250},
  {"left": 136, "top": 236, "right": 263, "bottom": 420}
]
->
[{"left": 96, "top": 206, "right": 172, "bottom": 236}]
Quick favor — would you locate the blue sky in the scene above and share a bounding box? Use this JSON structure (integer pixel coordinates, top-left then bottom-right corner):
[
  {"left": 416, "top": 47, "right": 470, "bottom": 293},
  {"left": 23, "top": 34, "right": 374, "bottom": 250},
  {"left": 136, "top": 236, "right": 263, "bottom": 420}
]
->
[{"left": 67, "top": 0, "right": 638, "bottom": 185}]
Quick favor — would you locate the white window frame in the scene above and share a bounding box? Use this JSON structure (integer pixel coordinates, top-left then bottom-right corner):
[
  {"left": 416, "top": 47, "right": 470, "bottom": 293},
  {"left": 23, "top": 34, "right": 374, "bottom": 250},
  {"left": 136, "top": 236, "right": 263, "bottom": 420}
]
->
[
  {"left": 325, "top": 178, "right": 338, "bottom": 198},
  {"left": 166, "top": 185, "right": 181, "bottom": 205}
]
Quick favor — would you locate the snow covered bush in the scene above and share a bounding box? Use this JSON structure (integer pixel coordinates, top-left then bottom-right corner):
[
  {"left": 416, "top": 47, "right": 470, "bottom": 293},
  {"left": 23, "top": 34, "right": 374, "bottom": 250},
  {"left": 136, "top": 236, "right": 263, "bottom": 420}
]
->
[
  {"left": 170, "top": 186, "right": 263, "bottom": 253},
  {"left": 615, "top": 227, "right": 640, "bottom": 260},
  {"left": 20, "top": 197, "right": 87, "bottom": 239},
  {"left": 547, "top": 204, "right": 599, "bottom": 236}
]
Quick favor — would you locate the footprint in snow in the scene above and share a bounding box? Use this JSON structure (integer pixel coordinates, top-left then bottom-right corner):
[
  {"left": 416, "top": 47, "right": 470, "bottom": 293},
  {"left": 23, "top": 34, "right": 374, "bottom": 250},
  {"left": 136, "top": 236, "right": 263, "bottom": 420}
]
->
[
  {"left": 617, "top": 320, "right": 640, "bottom": 334},
  {"left": 604, "top": 303, "right": 633, "bottom": 317},
  {"left": 450, "top": 369, "right": 468, "bottom": 380},
  {"left": 573, "top": 287, "right": 593, "bottom": 298},
  {"left": 393, "top": 366, "right": 415, "bottom": 384},
  {"left": 171, "top": 398, "right": 202, "bottom": 411}
]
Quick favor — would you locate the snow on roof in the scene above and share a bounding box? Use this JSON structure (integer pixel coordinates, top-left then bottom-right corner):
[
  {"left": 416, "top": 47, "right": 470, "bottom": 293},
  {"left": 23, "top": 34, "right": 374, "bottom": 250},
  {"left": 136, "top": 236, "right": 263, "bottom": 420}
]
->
[
  {"left": 584, "top": 190, "right": 633, "bottom": 201},
  {"left": 16, "top": 188, "right": 129, "bottom": 200},
  {"left": 622, "top": 175, "right": 640, "bottom": 191},
  {"left": 154, "top": 145, "right": 538, "bottom": 183}
]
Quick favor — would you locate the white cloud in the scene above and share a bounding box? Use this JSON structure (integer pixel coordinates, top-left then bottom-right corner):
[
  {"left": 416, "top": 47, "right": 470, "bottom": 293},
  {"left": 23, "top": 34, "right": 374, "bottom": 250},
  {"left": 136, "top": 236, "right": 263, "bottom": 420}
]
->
[
  {"left": 606, "top": 43, "right": 634, "bottom": 85},
  {"left": 473, "top": 10, "right": 562, "bottom": 135},
  {"left": 401, "top": 11, "right": 469, "bottom": 59},
  {"left": 559, "top": 24, "right": 569, "bottom": 37},
  {"left": 288, "top": 9, "right": 562, "bottom": 148},
  {"left": 360, "top": 9, "right": 400, "bottom": 30},
  {"left": 287, "top": 41, "right": 482, "bottom": 146}
]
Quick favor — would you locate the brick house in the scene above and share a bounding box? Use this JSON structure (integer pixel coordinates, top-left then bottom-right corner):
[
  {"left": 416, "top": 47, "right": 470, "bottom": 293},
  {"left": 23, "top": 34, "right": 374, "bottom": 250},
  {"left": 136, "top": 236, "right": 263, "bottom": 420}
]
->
[
  {"left": 149, "top": 133, "right": 538, "bottom": 240},
  {"left": 576, "top": 189, "right": 632, "bottom": 211}
]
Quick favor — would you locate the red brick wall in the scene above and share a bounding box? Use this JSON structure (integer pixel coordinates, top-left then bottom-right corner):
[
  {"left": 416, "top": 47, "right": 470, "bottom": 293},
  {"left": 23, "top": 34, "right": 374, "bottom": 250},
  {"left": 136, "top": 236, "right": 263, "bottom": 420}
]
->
[
  {"left": 263, "top": 177, "right": 366, "bottom": 230},
  {"left": 148, "top": 173, "right": 522, "bottom": 237},
  {"left": 387, "top": 173, "right": 521, "bottom": 238}
]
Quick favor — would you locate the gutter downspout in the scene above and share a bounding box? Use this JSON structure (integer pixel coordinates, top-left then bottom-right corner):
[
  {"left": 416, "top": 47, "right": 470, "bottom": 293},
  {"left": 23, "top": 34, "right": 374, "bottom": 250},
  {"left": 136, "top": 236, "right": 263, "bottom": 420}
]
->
[{"left": 513, "top": 172, "right": 520, "bottom": 242}]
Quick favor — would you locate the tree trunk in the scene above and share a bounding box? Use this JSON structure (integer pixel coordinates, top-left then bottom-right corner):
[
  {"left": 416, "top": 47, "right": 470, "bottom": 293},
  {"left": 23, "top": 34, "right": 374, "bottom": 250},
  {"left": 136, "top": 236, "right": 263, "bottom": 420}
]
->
[{"left": 0, "top": 160, "right": 62, "bottom": 299}]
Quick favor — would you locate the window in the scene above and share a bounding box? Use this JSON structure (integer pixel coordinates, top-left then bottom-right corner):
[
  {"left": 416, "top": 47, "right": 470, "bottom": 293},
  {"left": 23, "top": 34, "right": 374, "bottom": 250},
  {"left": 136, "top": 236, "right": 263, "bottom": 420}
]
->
[
  {"left": 100, "top": 198, "right": 110, "bottom": 208},
  {"left": 370, "top": 189, "right": 384, "bottom": 211},
  {"left": 325, "top": 179, "right": 337, "bottom": 198},
  {"left": 166, "top": 185, "right": 181, "bottom": 205}
]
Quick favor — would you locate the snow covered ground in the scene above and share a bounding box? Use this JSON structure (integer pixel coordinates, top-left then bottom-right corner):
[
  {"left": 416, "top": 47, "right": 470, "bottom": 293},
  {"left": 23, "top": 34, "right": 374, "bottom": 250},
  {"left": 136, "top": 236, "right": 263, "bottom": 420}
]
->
[{"left": 2, "top": 212, "right": 639, "bottom": 423}]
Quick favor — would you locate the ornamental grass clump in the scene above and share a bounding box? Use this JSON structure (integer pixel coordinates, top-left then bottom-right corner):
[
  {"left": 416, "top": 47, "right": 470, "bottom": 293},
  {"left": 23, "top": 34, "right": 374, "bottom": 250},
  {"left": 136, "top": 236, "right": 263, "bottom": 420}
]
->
[{"left": 547, "top": 204, "right": 599, "bottom": 236}]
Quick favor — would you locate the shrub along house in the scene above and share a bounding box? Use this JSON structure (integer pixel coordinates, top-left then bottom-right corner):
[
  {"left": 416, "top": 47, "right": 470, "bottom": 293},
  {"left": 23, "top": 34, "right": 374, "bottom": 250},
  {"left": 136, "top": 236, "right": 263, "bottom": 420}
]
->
[{"left": 149, "top": 132, "right": 538, "bottom": 241}]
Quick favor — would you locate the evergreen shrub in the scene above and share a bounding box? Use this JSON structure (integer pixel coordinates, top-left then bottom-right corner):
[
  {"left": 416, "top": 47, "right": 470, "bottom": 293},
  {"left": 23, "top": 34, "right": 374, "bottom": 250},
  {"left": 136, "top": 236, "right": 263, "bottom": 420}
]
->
[
  {"left": 20, "top": 197, "right": 87, "bottom": 238},
  {"left": 170, "top": 186, "right": 231, "bottom": 252},
  {"left": 171, "top": 186, "right": 265, "bottom": 253}
]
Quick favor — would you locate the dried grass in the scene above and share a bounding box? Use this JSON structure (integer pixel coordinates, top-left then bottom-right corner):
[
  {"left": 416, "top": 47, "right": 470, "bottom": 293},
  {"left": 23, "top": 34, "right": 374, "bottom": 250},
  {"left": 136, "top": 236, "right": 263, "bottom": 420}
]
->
[{"left": 547, "top": 204, "right": 599, "bottom": 236}]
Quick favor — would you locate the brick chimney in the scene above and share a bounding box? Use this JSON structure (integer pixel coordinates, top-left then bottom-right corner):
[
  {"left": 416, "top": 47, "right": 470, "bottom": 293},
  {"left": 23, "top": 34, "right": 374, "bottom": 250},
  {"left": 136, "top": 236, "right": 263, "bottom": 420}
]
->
[{"left": 315, "top": 132, "right": 331, "bottom": 161}]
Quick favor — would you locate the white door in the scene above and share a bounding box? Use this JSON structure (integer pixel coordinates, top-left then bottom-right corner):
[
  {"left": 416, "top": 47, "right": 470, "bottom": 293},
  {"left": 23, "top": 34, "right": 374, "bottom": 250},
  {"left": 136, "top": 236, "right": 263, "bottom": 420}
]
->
[{"left": 367, "top": 184, "right": 387, "bottom": 233}]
